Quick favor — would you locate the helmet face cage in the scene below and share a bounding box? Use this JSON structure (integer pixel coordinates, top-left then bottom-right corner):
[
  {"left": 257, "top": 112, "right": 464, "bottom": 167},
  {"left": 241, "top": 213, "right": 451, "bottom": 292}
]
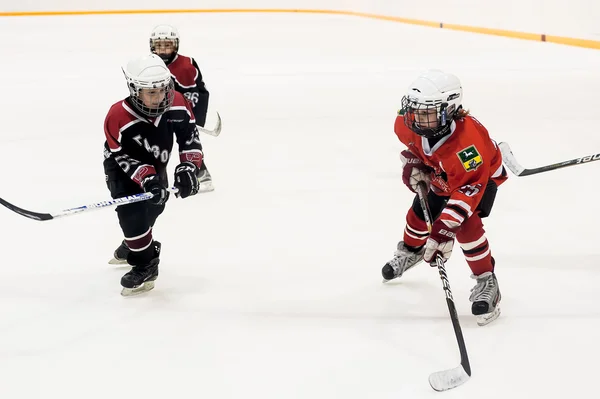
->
[
  {"left": 401, "top": 95, "right": 456, "bottom": 138},
  {"left": 129, "top": 79, "right": 175, "bottom": 118},
  {"left": 150, "top": 38, "right": 179, "bottom": 60}
]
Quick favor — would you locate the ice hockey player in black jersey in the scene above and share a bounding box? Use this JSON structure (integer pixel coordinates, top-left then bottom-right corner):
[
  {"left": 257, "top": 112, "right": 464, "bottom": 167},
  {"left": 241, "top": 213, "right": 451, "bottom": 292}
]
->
[
  {"left": 149, "top": 24, "right": 214, "bottom": 192},
  {"left": 103, "top": 54, "right": 203, "bottom": 296}
]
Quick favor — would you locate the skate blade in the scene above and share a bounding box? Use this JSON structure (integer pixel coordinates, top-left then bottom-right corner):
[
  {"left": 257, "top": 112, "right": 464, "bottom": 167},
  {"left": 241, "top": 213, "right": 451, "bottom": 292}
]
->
[
  {"left": 121, "top": 281, "right": 155, "bottom": 297},
  {"left": 108, "top": 258, "right": 128, "bottom": 265},
  {"left": 476, "top": 306, "right": 501, "bottom": 326},
  {"left": 198, "top": 180, "right": 214, "bottom": 192}
]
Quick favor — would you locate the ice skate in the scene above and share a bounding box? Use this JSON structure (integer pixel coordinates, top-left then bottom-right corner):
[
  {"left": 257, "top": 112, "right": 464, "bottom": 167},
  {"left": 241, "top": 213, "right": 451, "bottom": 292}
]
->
[
  {"left": 381, "top": 241, "right": 424, "bottom": 282},
  {"left": 120, "top": 241, "right": 161, "bottom": 296},
  {"left": 197, "top": 167, "right": 214, "bottom": 192},
  {"left": 469, "top": 271, "right": 501, "bottom": 326},
  {"left": 108, "top": 240, "right": 130, "bottom": 265}
]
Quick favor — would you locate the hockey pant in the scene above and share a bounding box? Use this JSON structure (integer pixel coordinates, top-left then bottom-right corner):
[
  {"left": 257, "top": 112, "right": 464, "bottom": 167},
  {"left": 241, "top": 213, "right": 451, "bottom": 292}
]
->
[
  {"left": 104, "top": 157, "right": 166, "bottom": 266},
  {"left": 402, "top": 180, "right": 498, "bottom": 275}
]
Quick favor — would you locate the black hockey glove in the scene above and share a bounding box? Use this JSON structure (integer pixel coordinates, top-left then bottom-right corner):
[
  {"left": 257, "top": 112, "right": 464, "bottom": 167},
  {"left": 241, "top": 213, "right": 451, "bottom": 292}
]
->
[
  {"left": 142, "top": 175, "right": 169, "bottom": 206},
  {"left": 174, "top": 162, "right": 200, "bottom": 198}
]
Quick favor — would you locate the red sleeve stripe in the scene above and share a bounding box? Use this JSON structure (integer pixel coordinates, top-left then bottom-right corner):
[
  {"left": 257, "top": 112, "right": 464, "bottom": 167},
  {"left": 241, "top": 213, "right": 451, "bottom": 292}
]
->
[
  {"left": 104, "top": 128, "right": 121, "bottom": 152},
  {"left": 446, "top": 199, "right": 473, "bottom": 216},
  {"left": 122, "top": 102, "right": 146, "bottom": 120},
  {"left": 170, "top": 105, "right": 192, "bottom": 117},
  {"left": 441, "top": 208, "right": 465, "bottom": 225},
  {"left": 491, "top": 164, "right": 504, "bottom": 178},
  {"left": 191, "top": 58, "right": 199, "bottom": 81},
  {"left": 120, "top": 119, "right": 142, "bottom": 133},
  {"left": 172, "top": 75, "right": 197, "bottom": 89},
  {"left": 445, "top": 204, "right": 469, "bottom": 220},
  {"left": 117, "top": 120, "right": 143, "bottom": 143},
  {"left": 180, "top": 149, "right": 203, "bottom": 167},
  {"left": 439, "top": 216, "right": 462, "bottom": 229},
  {"left": 106, "top": 119, "right": 143, "bottom": 153},
  {"left": 131, "top": 164, "right": 157, "bottom": 186},
  {"left": 169, "top": 105, "right": 196, "bottom": 124}
]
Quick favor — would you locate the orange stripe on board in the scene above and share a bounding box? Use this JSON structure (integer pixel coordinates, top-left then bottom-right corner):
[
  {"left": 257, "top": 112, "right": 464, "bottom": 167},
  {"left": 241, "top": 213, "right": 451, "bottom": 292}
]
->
[
  {"left": 440, "top": 22, "right": 542, "bottom": 42},
  {"left": 1, "top": 8, "right": 599, "bottom": 50},
  {"left": 545, "top": 35, "right": 600, "bottom": 50},
  {"left": 0, "top": 8, "right": 333, "bottom": 16}
]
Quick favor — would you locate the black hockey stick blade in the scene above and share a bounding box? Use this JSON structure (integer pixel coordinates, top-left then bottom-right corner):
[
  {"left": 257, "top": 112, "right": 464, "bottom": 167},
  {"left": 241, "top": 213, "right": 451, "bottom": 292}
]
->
[
  {"left": 499, "top": 141, "right": 600, "bottom": 177},
  {"left": 0, "top": 197, "right": 53, "bottom": 221}
]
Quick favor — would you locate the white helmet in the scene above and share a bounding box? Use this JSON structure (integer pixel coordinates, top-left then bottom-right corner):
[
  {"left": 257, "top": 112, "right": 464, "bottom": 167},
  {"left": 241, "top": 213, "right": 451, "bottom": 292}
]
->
[
  {"left": 122, "top": 54, "right": 174, "bottom": 117},
  {"left": 401, "top": 70, "right": 463, "bottom": 138},
  {"left": 150, "top": 24, "right": 180, "bottom": 62}
]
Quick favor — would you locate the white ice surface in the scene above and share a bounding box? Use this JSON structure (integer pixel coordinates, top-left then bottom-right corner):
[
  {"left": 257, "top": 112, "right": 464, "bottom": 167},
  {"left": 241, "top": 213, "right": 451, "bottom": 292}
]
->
[{"left": 1, "top": 12, "right": 599, "bottom": 399}]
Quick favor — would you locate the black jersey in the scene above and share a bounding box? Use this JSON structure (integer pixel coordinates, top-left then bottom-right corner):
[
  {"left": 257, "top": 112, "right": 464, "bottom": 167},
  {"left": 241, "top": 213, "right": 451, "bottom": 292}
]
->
[{"left": 103, "top": 91, "right": 203, "bottom": 187}]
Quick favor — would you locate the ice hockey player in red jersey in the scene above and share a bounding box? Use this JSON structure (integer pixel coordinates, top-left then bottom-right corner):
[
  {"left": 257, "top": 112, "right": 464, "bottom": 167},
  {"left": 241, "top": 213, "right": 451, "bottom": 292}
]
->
[
  {"left": 103, "top": 54, "right": 203, "bottom": 296},
  {"left": 149, "top": 24, "right": 213, "bottom": 192},
  {"left": 382, "top": 70, "right": 507, "bottom": 326}
]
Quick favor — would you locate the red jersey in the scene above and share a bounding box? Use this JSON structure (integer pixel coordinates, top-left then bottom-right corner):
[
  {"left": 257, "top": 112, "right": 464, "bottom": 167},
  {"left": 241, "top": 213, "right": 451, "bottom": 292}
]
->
[
  {"left": 394, "top": 114, "right": 507, "bottom": 227},
  {"left": 166, "top": 54, "right": 209, "bottom": 126}
]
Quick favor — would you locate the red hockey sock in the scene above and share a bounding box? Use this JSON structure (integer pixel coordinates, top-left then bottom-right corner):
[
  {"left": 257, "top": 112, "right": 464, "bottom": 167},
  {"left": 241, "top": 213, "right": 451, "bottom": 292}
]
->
[
  {"left": 125, "top": 227, "right": 153, "bottom": 252},
  {"left": 403, "top": 208, "right": 429, "bottom": 249},
  {"left": 456, "top": 215, "right": 494, "bottom": 275}
]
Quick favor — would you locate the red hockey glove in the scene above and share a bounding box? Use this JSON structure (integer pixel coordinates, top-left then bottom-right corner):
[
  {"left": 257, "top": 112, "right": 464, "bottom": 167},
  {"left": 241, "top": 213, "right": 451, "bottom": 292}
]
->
[
  {"left": 423, "top": 219, "right": 458, "bottom": 264},
  {"left": 400, "top": 150, "right": 432, "bottom": 193}
]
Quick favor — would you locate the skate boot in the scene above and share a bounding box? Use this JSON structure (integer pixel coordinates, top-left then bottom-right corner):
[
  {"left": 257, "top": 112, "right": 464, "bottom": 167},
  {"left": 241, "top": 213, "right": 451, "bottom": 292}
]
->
[
  {"left": 108, "top": 240, "right": 130, "bottom": 265},
  {"left": 197, "top": 163, "right": 214, "bottom": 192},
  {"left": 120, "top": 241, "right": 161, "bottom": 296},
  {"left": 469, "top": 271, "right": 501, "bottom": 326},
  {"left": 381, "top": 241, "right": 425, "bottom": 282}
]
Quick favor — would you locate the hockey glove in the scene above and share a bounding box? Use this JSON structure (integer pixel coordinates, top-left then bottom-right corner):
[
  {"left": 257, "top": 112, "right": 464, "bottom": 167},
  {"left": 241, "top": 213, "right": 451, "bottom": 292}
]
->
[
  {"left": 423, "top": 219, "right": 458, "bottom": 264},
  {"left": 174, "top": 162, "right": 200, "bottom": 198},
  {"left": 142, "top": 175, "right": 169, "bottom": 206},
  {"left": 400, "top": 150, "right": 432, "bottom": 193}
]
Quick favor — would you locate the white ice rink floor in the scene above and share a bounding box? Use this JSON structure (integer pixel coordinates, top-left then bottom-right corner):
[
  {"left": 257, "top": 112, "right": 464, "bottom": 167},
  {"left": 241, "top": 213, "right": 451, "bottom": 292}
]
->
[{"left": 1, "top": 11, "right": 600, "bottom": 398}]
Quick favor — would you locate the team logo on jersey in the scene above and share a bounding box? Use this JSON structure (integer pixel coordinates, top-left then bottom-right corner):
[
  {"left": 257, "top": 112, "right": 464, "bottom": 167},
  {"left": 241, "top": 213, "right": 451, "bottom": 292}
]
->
[{"left": 457, "top": 145, "right": 483, "bottom": 172}]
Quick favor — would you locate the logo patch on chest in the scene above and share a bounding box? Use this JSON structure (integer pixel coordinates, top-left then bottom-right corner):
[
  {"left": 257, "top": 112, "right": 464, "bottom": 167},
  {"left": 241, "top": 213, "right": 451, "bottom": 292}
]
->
[{"left": 457, "top": 145, "right": 483, "bottom": 172}]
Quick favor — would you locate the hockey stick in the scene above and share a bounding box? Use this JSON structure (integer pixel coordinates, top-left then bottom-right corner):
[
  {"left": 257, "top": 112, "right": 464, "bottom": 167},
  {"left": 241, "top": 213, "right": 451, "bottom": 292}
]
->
[
  {"left": 416, "top": 182, "right": 471, "bottom": 392},
  {"left": 198, "top": 112, "right": 222, "bottom": 137},
  {"left": 0, "top": 187, "right": 178, "bottom": 221},
  {"left": 499, "top": 141, "right": 600, "bottom": 177}
]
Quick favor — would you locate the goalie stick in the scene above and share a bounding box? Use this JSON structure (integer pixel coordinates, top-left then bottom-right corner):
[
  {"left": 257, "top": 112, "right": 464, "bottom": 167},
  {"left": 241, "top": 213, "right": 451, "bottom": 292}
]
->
[
  {"left": 0, "top": 187, "right": 178, "bottom": 221},
  {"left": 198, "top": 112, "right": 222, "bottom": 137},
  {"left": 416, "top": 182, "right": 472, "bottom": 392},
  {"left": 499, "top": 141, "right": 600, "bottom": 177}
]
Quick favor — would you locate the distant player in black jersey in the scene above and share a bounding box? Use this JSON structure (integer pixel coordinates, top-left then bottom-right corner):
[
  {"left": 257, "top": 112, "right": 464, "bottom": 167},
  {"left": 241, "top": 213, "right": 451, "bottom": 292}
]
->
[
  {"left": 150, "top": 24, "right": 214, "bottom": 192},
  {"left": 103, "top": 54, "right": 203, "bottom": 295}
]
